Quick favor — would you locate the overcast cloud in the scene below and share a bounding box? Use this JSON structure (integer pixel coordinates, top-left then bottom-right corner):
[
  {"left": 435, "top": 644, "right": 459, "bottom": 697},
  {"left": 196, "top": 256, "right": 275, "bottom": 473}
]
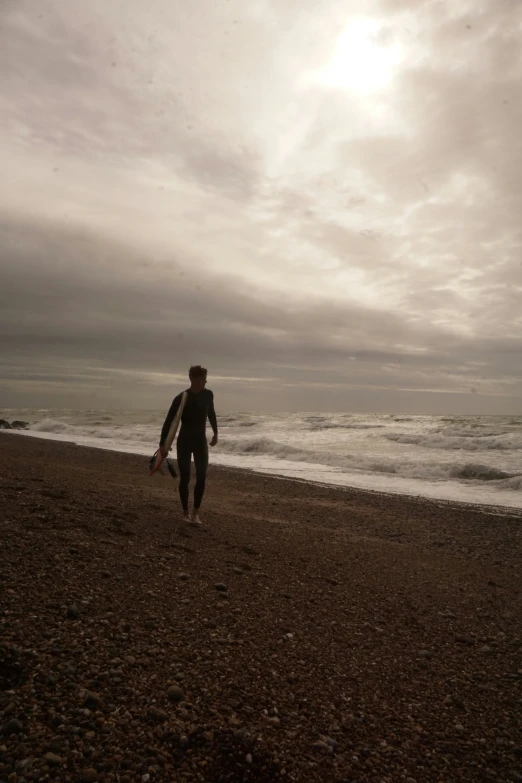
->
[{"left": 1, "top": 0, "right": 521, "bottom": 413}]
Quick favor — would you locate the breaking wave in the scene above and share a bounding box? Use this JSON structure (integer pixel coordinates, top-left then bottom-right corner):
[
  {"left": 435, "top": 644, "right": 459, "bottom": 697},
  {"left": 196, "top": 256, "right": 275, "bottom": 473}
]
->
[
  {"left": 217, "top": 436, "right": 522, "bottom": 489},
  {"left": 31, "top": 418, "right": 156, "bottom": 445},
  {"left": 449, "top": 464, "right": 516, "bottom": 481},
  {"left": 385, "top": 430, "right": 522, "bottom": 451},
  {"left": 310, "top": 423, "right": 385, "bottom": 431}
]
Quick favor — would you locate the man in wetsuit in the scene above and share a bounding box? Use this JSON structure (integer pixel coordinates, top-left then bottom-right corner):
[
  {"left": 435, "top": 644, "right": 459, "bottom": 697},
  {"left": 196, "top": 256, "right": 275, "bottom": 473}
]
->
[{"left": 159, "top": 365, "right": 218, "bottom": 525}]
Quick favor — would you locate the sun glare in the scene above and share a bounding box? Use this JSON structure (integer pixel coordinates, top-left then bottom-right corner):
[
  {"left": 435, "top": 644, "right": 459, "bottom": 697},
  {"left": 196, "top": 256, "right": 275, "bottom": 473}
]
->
[{"left": 318, "top": 18, "right": 404, "bottom": 93}]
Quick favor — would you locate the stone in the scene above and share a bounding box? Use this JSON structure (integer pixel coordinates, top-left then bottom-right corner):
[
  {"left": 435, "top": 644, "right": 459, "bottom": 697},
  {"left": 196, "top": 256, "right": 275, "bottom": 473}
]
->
[
  {"left": 312, "top": 740, "right": 332, "bottom": 753},
  {"left": 167, "top": 686, "right": 184, "bottom": 703},
  {"left": 215, "top": 583, "right": 228, "bottom": 592},
  {"left": 177, "top": 573, "right": 189, "bottom": 581},
  {"left": 418, "top": 650, "right": 433, "bottom": 660},
  {"left": 66, "top": 604, "right": 80, "bottom": 619},
  {"left": 455, "top": 635, "right": 474, "bottom": 645},
  {"left": 44, "top": 753, "right": 63, "bottom": 767},
  {"left": 2, "top": 719, "right": 23, "bottom": 736},
  {"left": 81, "top": 769, "right": 98, "bottom": 782},
  {"left": 148, "top": 707, "right": 168, "bottom": 723},
  {"left": 83, "top": 692, "right": 105, "bottom": 710}
]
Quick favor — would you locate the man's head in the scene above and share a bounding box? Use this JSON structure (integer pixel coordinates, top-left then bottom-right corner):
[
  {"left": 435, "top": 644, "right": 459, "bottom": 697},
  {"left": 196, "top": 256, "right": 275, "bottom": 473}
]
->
[{"left": 189, "top": 365, "right": 208, "bottom": 392}]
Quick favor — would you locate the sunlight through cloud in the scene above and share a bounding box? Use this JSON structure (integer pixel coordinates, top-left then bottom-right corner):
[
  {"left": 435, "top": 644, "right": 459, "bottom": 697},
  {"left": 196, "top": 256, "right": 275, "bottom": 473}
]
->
[{"left": 316, "top": 18, "right": 404, "bottom": 93}]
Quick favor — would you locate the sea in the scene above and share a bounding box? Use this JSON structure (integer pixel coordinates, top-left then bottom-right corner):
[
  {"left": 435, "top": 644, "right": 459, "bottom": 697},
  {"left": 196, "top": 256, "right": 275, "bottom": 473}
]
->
[{"left": 2, "top": 408, "right": 522, "bottom": 512}]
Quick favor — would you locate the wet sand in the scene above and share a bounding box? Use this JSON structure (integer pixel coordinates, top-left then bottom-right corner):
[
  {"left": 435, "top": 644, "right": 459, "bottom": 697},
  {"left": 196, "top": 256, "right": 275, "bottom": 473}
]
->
[{"left": 1, "top": 434, "right": 521, "bottom": 782}]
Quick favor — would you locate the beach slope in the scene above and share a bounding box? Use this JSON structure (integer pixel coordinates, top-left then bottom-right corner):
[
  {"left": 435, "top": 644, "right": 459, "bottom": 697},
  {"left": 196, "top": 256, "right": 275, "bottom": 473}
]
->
[{"left": 1, "top": 435, "right": 521, "bottom": 782}]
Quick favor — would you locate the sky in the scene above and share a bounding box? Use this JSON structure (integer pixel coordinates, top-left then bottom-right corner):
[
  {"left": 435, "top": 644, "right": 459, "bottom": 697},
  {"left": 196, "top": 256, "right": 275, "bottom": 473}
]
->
[{"left": 1, "top": 0, "right": 521, "bottom": 414}]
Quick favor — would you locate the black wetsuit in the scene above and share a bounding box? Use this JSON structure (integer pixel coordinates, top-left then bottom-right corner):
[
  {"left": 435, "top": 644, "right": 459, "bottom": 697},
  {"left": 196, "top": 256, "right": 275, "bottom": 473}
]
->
[{"left": 159, "top": 389, "right": 218, "bottom": 512}]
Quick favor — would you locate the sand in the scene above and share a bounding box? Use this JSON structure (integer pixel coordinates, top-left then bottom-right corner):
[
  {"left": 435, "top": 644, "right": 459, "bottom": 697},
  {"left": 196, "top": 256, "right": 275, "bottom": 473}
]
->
[{"left": 0, "top": 433, "right": 521, "bottom": 782}]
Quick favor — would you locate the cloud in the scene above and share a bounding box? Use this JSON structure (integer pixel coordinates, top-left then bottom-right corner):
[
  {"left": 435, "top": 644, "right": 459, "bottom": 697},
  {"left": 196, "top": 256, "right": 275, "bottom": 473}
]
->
[
  {"left": 0, "top": 0, "right": 521, "bottom": 413},
  {"left": 1, "top": 217, "right": 520, "bottom": 412}
]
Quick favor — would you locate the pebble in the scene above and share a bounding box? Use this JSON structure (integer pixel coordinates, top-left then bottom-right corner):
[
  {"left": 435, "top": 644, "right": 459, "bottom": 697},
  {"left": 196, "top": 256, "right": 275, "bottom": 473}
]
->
[
  {"left": 455, "top": 634, "right": 474, "bottom": 645},
  {"left": 2, "top": 719, "right": 23, "bottom": 736},
  {"left": 245, "top": 754, "right": 253, "bottom": 764},
  {"left": 215, "top": 583, "right": 228, "bottom": 592},
  {"left": 124, "top": 655, "right": 136, "bottom": 665},
  {"left": 167, "top": 685, "right": 184, "bottom": 703},
  {"left": 313, "top": 740, "right": 333, "bottom": 753},
  {"left": 418, "top": 650, "right": 433, "bottom": 660},
  {"left": 233, "top": 567, "right": 244, "bottom": 575},
  {"left": 44, "top": 753, "right": 63, "bottom": 767},
  {"left": 83, "top": 691, "right": 105, "bottom": 710},
  {"left": 178, "top": 573, "right": 189, "bottom": 581},
  {"left": 81, "top": 769, "right": 98, "bottom": 782},
  {"left": 101, "top": 570, "right": 112, "bottom": 578},
  {"left": 148, "top": 707, "right": 168, "bottom": 722},
  {"left": 480, "top": 645, "right": 493, "bottom": 655},
  {"left": 66, "top": 604, "right": 80, "bottom": 619}
]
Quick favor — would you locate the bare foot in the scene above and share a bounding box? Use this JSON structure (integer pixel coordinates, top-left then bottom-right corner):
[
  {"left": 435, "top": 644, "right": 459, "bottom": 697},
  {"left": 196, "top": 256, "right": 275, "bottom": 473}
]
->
[
  {"left": 183, "top": 512, "right": 192, "bottom": 523},
  {"left": 192, "top": 512, "right": 203, "bottom": 526}
]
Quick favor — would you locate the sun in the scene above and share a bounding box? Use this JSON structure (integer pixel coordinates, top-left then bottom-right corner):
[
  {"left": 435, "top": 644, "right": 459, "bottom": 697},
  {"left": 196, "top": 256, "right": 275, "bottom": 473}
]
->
[{"left": 317, "top": 18, "right": 404, "bottom": 94}]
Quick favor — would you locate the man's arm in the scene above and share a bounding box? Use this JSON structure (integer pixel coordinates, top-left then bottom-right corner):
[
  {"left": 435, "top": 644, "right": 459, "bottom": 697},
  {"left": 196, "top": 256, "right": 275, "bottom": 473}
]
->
[
  {"left": 208, "top": 391, "right": 218, "bottom": 445},
  {"left": 159, "top": 394, "right": 181, "bottom": 448}
]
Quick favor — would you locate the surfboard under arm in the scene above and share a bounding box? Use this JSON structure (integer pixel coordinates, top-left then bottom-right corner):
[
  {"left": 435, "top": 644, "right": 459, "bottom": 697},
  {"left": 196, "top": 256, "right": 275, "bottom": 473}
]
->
[
  {"left": 163, "top": 391, "right": 188, "bottom": 453},
  {"left": 149, "top": 391, "right": 188, "bottom": 476}
]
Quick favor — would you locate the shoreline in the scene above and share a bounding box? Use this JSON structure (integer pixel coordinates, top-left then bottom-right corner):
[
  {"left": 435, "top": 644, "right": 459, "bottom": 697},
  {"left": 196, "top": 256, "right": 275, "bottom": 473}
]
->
[
  {"left": 1, "top": 434, "right": 521, "bottom": 782},
  {"left": 4, "top": 429, "right": 522, "bottom": 519}
]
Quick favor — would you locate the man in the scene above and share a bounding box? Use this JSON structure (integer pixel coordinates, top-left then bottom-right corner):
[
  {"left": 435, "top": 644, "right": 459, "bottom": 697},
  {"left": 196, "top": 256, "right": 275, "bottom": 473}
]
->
[{"left": 159, "top": 365, "right": 218, "bottom": 525}]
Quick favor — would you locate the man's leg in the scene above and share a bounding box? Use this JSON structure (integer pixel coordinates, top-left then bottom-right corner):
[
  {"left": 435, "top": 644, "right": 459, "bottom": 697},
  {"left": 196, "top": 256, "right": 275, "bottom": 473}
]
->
[
  {"left": 176, "top": 438, "right": 192, "bottom": 520},
  {"left": 192, "top": 439, "right": 209, "bottom": 524}
]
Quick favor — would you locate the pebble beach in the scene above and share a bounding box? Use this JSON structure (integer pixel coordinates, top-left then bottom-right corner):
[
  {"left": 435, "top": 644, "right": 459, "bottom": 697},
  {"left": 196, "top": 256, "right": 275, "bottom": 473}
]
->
[{"left": 1, "top": 434, "right": 521, "bottom": 782}]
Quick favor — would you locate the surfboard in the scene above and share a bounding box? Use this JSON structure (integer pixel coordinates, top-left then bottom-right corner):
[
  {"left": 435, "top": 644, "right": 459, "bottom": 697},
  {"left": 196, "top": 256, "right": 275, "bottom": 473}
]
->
[{"left": 149, "top": 391, "right": 188, "bottom": 476}]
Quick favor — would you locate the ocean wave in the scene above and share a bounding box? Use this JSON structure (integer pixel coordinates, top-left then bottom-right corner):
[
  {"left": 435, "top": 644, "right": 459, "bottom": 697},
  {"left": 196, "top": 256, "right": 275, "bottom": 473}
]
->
[
  {"left": 217, "top": 436, "right": 522, "bottom": 489},
  {"left": 31, "top": 418, "right": 156, "bottom": 444},
  {"left": 16, "top": 414, "right": 522, "bottom": 496},
  {"left": 309, "top": 423, "right": 385, "bottom": 431},
  {"left": 449, "top": 464, "right": 516, "bottom": 481},
  {"left": 385, "top": 431, "right": 522, "bottom": 451}
]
